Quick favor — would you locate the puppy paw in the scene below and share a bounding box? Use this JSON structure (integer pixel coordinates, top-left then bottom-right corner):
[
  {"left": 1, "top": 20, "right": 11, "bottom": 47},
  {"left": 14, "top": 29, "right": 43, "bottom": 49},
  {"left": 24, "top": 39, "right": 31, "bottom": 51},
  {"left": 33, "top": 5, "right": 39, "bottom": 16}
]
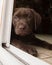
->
[
  {"left": 21, "top": 45, "right": 38, "bottom": 57},
  {"left": 11, "top": 40, "right": 38, "bottom": 57}
]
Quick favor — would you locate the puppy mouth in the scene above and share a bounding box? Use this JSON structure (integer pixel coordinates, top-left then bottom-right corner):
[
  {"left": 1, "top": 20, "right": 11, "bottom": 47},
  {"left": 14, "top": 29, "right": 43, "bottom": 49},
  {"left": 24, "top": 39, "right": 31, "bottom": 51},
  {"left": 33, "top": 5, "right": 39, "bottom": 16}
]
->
[{"left": 15, "top": 28, "right": 32, "bottom": 36}]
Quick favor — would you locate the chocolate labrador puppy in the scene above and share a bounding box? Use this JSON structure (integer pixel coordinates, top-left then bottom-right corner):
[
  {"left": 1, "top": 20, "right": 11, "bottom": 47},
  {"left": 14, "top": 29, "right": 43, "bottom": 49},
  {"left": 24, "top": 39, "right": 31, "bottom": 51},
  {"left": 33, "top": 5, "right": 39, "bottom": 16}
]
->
[{"left": 12, "top": 8, "right": 41, "bottom": 57}]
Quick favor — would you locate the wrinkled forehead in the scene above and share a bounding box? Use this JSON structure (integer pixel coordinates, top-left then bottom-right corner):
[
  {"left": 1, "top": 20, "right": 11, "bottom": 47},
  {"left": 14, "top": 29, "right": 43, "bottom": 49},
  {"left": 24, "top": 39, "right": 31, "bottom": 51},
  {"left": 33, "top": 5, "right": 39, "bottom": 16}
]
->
[{"left": 14, "top": 8, "right": 33, "bottom": 16}]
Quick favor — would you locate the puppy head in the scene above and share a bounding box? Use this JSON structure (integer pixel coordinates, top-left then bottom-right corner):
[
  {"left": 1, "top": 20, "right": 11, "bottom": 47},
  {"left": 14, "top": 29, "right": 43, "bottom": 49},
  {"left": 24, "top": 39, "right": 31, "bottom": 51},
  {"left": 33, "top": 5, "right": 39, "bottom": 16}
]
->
[{"left": 13, "top": 8, "right": 41, "bottom": 36}]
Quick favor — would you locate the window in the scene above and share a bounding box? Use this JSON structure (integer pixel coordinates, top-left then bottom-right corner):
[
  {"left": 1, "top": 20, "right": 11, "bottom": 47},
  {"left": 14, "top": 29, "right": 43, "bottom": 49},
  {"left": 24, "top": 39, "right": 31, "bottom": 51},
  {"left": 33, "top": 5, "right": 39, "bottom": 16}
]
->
[{"left": 0, "top": 0, "right": 50, "bottom": 65}]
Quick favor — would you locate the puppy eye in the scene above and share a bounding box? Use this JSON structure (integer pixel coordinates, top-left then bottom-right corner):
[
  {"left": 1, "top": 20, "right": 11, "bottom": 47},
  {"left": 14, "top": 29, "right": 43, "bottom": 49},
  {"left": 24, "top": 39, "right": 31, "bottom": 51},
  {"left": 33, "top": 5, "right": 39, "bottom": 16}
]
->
[
  {"left": 15, "top": 15, "right": 20, "bottom": 19},
  {"left": 14, "top": 16, "right": 19, "bottom": 22},
  {"left": 23, "top": 14, "right": 28, "bottom": 18},
  {"left": 25, "top": 14, "right": 28, "bottom": 17},
  {"left": 14, "top": 16, "right": 18, "bottom": 19},
  {"left": 28, "top": 15, "right": 32, "bottom": 18}
]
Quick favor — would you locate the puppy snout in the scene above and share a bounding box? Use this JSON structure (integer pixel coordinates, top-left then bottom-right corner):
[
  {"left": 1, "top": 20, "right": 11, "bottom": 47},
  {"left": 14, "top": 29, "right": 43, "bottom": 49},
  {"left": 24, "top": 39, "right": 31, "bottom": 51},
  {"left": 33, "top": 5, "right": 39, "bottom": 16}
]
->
[{"left": 19, "top": 25, "right": 26, "bottom": 30}]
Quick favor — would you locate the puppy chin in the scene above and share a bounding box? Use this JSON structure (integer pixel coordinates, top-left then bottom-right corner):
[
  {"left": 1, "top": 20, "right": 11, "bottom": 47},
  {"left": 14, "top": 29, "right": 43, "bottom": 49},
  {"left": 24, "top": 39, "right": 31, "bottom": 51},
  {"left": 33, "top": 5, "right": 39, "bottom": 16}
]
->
[
  {"left": 15, "top": 30, "right": 29, "bottom": 36},
  {"left": 16, "top": 32, "right": 28, "bottom": 36}
]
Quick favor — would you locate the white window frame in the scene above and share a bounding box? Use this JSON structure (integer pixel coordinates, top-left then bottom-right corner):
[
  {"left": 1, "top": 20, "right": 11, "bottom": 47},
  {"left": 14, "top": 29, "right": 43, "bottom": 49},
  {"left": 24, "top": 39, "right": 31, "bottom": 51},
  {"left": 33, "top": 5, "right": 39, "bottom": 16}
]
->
[
  {"left": 2, "top": 0, "right": 14, "bottom": 47},
  {"left": 0, "top": 0, "right": 6, "bottom": 46},
  {"left": 0, "top": 0, "right": 50, "bottom": 65}
]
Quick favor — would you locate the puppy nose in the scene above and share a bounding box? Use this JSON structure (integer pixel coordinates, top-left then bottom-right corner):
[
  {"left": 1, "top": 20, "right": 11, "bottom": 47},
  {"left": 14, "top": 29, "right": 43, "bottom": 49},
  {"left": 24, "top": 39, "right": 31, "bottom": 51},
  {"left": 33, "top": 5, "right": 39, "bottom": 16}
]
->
[{"left": 19, "top": 25, "right": 26, "bottom": 30}]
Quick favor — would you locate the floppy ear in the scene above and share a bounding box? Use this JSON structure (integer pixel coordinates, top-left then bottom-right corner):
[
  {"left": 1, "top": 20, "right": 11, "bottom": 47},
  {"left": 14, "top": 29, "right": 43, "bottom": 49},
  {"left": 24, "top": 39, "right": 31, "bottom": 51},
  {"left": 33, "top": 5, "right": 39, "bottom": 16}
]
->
[
  {"left": 12, "top": 8, "right": 19, "bottom": 26},
  {"left": 35, "top": 12, "right": 41, "bottom": 30},
  {"left": 31, "top": 9, "right": 42, "bottom": 31}
]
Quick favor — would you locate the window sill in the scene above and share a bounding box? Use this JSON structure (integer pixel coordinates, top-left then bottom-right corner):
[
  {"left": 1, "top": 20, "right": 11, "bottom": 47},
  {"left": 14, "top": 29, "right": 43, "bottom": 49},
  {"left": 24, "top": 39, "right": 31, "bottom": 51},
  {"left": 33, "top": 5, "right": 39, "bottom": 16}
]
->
[{"left": 0, "top": 45, "right": 49, "bottom": 65}]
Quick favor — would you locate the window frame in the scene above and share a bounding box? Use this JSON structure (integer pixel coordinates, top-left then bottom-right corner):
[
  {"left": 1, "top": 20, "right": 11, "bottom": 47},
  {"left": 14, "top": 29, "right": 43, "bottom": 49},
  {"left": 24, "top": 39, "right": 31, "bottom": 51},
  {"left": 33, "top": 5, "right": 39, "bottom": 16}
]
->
[{"left": 0, "top": 0, "right": 6, "bottom": 46}]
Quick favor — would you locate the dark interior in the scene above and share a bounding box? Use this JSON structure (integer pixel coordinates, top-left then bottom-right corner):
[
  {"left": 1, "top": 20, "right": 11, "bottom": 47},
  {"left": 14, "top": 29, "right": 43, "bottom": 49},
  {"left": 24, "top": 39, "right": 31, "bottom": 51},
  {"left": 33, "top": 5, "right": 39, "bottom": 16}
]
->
[{"left": 14, "top": 0, "right": 52, "bottom": 34}]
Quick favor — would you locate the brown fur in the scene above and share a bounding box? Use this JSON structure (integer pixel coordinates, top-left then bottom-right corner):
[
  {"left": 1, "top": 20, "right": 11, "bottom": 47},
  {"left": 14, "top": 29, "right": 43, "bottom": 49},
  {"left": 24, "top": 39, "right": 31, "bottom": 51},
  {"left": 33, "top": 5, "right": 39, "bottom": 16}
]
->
[{"left": 12, "top": 8, "right": 41, "bottom": 57}]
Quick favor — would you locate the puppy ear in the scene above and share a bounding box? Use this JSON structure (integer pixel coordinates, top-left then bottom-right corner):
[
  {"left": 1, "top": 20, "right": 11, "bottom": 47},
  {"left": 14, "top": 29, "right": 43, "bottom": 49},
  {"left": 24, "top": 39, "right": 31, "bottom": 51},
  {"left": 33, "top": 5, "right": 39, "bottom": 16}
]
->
[
  {"left": 12, "top": 17, "right": 16, "bottom": 27},
  {"left": 31, "top": 9, "right": 41, "bottom": 31},
  {"left": 12, "top": 8, "right": 19, "bottom": 26}
]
